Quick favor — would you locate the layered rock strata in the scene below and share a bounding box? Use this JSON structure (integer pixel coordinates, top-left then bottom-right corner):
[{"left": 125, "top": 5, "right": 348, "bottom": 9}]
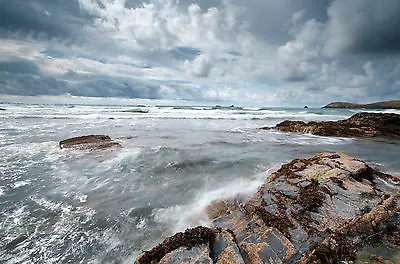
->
[
  {"left": 262, "top": 112, "right": 400, "bottom": 138},
  {"left": 134, "top": 152, "right": 400, "bottom": 264}
]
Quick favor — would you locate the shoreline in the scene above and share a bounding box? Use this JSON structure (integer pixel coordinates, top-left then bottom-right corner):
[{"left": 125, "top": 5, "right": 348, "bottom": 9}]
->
[{"left": 134, "top": 152, "right": 400, "bottom": 264}]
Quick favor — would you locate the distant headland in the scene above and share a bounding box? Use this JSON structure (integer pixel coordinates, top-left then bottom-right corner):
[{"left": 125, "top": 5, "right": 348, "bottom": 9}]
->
[{"left": 322, "top": 100, "right": 400, "bottom": 109}]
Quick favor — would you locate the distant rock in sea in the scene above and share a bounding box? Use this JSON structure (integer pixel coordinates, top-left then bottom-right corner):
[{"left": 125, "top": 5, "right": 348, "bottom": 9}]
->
[
  {"left": 59, "top": 135, "right": 121, "bottom": 150},
  {"left": 0, "top": 108, "right": 6, "bottom": 111},
  {"left": 322, "top": 100, "right": 400, "bottom": 109},
  {"left": 134, "top": 152, "right": 400, "bottom": 264},
  {"left": 262, "top": 112, "right": 400, "bottom": 138}
]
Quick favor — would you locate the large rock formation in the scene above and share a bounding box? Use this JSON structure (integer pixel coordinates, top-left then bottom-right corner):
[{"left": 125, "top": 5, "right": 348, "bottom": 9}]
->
[
  {"left": 262, "top": 112, "right": 400, "bottom": 138},
  {"left": 134, "top": 153, "right": 400, "bottom": 264},
  {"left": 322, "top": 100, "right": 400, "bottom": 109},
  {"left": 59, "top": 135, "right": 121, "bottom": 150}
]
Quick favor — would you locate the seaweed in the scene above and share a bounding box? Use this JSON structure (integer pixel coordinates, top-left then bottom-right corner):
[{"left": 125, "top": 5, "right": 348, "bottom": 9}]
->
[
  {"left": 308, "top": 233, "right": 356, "bottom": 264},
  {"left": 135, "top": 226, "right": 215, "bottom": 264},
  {"left": 297, "top": 179, "right": 326, "bottom": 212}
]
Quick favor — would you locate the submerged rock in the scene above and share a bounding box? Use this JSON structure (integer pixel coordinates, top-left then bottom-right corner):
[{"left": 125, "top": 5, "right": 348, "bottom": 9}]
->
[
  {"left": 59, "top": 135, "right": 121, "bottom": 150},
  {"left": 134, "top": 152, "right": 400, "bottom": 263},
  {"left": 262, "top": 112, "right": 400, "bottom": 138}
]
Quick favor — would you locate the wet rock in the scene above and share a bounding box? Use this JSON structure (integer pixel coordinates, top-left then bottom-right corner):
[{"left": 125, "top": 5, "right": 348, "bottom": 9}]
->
[
  {"left": 0, "top": 108, "right": 6, "bottom": 111},
  {"left": 261, "top": 112, "right": 400, "bottom": 138},
  {"left": 158, "top": 244, "right": 213, "bottom": 264},
  {"left": 59, "top": 135, "right": 121, "bottom": 150},
  {"left": 134, "top": 152, "right": 400, "bottom": 263},
  {"left": 134, "top": 226, "right": 215, "bottom": 264}
]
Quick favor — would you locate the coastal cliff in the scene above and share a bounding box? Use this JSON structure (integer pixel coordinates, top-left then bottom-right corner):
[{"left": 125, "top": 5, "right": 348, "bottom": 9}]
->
[
  {"left": 322, "top": 100, "right": 400, "bottom": 109},
  {"left": 134, "top": 152, "right": 400, "bottom": 264},
  {"left": 262, "top": 112, "right": 400, "bottom": 138}
]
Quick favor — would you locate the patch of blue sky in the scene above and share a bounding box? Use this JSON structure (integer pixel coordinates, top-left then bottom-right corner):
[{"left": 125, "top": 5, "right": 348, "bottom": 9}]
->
[
  {"left": 227, "top": 51, "right": 241, "bottom": 56},
  {"left": 170, "top": 46, "right": 201, "bottom": 60},
  {"left": 40, "top": 49, "right": 65, "bottom": 58}
]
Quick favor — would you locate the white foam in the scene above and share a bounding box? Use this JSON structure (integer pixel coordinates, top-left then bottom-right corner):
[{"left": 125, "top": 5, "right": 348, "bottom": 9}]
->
[
  {"left": 0, "top": 186, "right": 5, "bottom": 196},
  {"left": 153, "top": 170, "right": 271, "bottom": 234},
  {"left": 12, "top": 180, "right": 31, "bottom": 188}
]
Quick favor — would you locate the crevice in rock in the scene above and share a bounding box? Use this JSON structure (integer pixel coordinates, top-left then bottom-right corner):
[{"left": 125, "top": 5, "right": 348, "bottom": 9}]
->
[{"left": 351, "top": 166, "right": 375, "bottom": 183}]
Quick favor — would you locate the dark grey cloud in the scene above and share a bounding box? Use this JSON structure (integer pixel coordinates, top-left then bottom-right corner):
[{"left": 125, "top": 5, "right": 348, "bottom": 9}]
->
[
  {"left": 0, "top": 0, "right": 87, "bottom": 39},
  {"left": 325, "top": 0, "right": 400, "bottom": 55},
  {"left": 0, "top": 73, "right": 164, "bottom": 99},
  {"left": 0, "top": 58, "right": 40, "bottom": 74},
  {"left": 0, "top": 0, "right": 399, "bottom": 106},
  {"left": 239, "top": 0, "right": 330, "bottom": 45}
]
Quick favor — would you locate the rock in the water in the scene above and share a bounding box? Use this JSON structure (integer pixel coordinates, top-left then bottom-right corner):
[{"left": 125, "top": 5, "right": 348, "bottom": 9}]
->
[
  {"left": 262, "top": 112, "right": 400, "bottom": 138},
  {"left": 59, "top": 135, "right": 121, "bottom": 150},
  {"left": 134, "top": 152, "right": 400, "bottom": 264},
  {"left": 0, "top": 108, "right": 6, "bottom": 111}
]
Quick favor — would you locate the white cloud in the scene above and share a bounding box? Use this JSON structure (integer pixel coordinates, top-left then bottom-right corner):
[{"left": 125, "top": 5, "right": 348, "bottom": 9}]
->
[
  {"left": 183, "top": 54, "right": 214, "bottom": 78},
  {"left": 78, "top": 0, "right": 251, "bottom": 53}
]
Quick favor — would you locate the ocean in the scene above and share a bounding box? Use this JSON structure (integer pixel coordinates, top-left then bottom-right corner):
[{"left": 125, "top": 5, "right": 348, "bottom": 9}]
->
[{"left": 0, "top": 103, "right": 399, "bottom": 263}]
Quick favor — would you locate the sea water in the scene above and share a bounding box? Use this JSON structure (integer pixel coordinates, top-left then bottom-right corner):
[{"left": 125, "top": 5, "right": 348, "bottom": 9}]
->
[{"left": 0, "top": 103, "right": 399, "bottom": 263}]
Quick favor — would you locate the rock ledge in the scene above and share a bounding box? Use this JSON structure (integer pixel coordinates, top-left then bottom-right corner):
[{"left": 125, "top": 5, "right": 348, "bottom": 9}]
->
[
  {"left": 134, "top": 152, "right": 400, "bottom": 264},
  {"left": 262, "top": 112, "right": 400, "bottom": 138}
]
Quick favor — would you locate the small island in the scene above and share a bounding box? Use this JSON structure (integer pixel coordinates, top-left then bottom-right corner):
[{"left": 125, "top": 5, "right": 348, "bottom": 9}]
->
[{"left": 322, "top": 100, "right": 400, "bottom": 109}]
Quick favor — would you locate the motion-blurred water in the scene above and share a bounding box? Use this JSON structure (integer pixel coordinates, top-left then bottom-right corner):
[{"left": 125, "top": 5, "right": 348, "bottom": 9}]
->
[{"left": 0, "top": 103, "right": 399, "bottom": 263}]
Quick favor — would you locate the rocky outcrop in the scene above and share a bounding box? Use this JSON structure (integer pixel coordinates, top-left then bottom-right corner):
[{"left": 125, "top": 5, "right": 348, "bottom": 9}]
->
[
  {"left": 322, "top": 100, "right": 400, "bottom": 109},
  {"left": 59, "top": 135, "right": 121, "bottom": 150},
  {"left": 0, "top": 108, "right": 6, "bottom": 111},
  {"left": 262, "top": 112, "right": 400, "bottom": 138},
  {"left": 134, "top": 152, "right": 400, "bottom": 264}
]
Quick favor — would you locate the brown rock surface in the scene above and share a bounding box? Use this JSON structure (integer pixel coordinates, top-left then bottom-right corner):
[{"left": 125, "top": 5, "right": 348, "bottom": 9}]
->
[
  {"left": 262, "top": 112, "right": 400, "bottom": 138},
  {"left": 59, "top": 135, "right": 121, "bottom": 150},
  {"left": 322, "top": 100, "right": 400, "bottom": 109},
  {"left": 134, "top": 152, "right": 400, "bottom": 264}
]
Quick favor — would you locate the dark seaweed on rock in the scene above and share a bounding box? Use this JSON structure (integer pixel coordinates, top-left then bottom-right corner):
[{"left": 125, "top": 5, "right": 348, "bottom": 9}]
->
[
  {"left": 134, "top": 226, "right": 215, "bottom": 264},
  {"left": 262, "top": 112, "right": 400, "bottom": 138},
  {"left": 134, "top": 152, "right": 400, "bottom": 264}
]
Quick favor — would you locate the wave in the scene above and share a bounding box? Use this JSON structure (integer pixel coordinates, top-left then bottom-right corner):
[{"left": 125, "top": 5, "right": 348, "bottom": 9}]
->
[{"left": 153, "top": 169, "right": 273, "bottom": 234}]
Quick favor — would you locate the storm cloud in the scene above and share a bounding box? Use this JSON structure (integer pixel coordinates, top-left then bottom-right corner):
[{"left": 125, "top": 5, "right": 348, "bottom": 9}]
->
[{"left": 0, "top": 0, "right": 399, "bottom": 106}]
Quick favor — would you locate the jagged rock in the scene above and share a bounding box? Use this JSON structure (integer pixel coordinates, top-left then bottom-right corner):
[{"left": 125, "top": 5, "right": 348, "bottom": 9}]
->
[
  {"left": 134, "top": 226, "right": 215, "bottom": 264},
  {"left": 134, "top": 153, "right": 400, "bottom": 264},
  {"left": 159, "top": 244, "right": 213, "bottom": 264},
  {"left": 59, "top": 135, "right": 121, "bottom": 150},
  {"left": 261, "top": 112, "right": 400, "bottom": 138}
]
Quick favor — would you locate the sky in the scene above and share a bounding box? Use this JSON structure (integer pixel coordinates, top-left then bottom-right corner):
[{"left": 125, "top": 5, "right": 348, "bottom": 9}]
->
[{"left": 0, "top": 0, "right": 399, "bottom": 107}]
